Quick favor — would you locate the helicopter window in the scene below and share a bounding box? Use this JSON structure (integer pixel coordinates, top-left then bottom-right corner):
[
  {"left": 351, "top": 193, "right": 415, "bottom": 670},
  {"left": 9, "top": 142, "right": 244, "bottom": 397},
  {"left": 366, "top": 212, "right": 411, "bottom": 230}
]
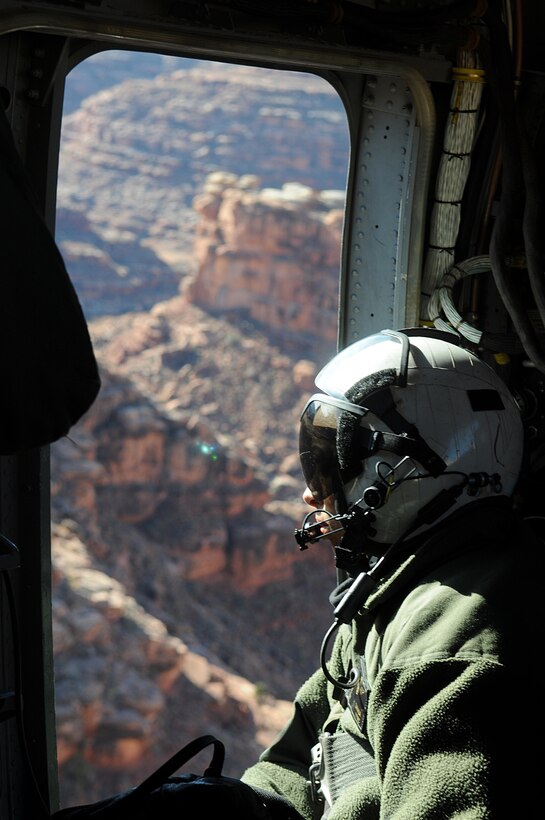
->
[{"left": 50, "top": 50, "right": 349, "bottom": 808}]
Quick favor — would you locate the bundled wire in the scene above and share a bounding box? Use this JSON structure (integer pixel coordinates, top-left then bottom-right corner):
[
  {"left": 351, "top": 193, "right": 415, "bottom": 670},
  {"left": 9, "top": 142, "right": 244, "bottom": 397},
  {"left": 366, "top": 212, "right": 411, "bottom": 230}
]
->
[
  {"left": 428, "top": 254, "right": 524, "bottom": 354},
  {"left": 432, "top": 255, "right": 491, "bottom": 343},
  {"left": 421, "top": 48, "right": 485, "bottom": 324},
  {"left": 426, "top": 2, "right": 545, "bottom": 371}
]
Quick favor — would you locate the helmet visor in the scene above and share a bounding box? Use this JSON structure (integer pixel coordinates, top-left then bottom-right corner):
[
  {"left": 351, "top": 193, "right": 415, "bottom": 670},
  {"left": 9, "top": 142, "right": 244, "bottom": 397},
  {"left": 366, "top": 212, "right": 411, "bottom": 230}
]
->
[{"left": 299, "top": 394, "right": 368, "bottom": 502}]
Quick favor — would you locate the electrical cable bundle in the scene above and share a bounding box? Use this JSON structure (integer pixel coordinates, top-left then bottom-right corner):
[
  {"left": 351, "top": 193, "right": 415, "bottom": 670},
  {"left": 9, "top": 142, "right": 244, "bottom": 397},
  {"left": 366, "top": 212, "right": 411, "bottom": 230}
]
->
[
  {"left": 421, "top": 48, "right": 485, "bottom": 326},
  {"left": 424, "top": 1, "right": 545, "bottom": 372},
  {"left": 432, "top": 255, "right": 490, "bottom": 343}
]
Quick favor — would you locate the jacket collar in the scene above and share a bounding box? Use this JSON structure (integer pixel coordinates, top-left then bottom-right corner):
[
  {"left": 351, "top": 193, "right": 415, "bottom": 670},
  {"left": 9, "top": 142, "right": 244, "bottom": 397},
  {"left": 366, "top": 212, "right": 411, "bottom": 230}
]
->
[{"left": 360, "top": 498, "right": 518, "bottom": 616}]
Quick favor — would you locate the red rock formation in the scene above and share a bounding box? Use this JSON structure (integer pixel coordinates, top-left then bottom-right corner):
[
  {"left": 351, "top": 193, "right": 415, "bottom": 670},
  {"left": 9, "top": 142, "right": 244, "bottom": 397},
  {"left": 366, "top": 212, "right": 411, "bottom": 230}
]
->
[
  {"left": 187, "top": 173, "right": 344, "bottom": 342},
  {"left": 53, "top": 521, "right": 292, "bottom": 801}
]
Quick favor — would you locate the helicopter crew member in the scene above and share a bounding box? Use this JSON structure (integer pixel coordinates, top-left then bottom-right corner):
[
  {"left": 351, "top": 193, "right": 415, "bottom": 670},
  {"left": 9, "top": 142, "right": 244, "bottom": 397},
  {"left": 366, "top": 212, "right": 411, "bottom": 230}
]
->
[{"left": 241, "top": 327, "right": 542, "bottom": 819}]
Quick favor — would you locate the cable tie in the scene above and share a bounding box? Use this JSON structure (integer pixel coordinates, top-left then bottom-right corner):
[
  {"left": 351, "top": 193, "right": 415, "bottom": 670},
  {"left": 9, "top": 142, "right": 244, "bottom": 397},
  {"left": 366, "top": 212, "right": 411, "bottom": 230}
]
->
[
  {"left": 449, "top": 106, "right": 481, "bottom": 115},
  {"left": 442, "top": 271, "right": 457, "bottom": 282},
  {"left": 440, "top": 267, "right": 463, "bottom": 286},
  {"left": 451, "top": 67, "right": 486, "bottom": 84},
  {"left": 443, "top": 149, "right": 472, "bottom": 158},
  {"left": 439, "top": 271, "right": 461, "bottom": 290}
]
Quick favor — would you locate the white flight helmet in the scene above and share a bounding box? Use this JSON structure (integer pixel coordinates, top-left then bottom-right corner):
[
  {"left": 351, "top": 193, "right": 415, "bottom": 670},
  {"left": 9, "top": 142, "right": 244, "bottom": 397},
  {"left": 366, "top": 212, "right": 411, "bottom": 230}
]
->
[{"left": 298, "top": 328, "right": 524, "bottom": 550}]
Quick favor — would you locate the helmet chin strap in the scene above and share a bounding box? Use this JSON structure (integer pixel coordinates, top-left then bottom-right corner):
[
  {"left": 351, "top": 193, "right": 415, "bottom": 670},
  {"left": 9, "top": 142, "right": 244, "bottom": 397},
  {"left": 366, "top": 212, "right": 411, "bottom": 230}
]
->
[{"left": 331, "top": 455, "right": 417, "bottom": 572}]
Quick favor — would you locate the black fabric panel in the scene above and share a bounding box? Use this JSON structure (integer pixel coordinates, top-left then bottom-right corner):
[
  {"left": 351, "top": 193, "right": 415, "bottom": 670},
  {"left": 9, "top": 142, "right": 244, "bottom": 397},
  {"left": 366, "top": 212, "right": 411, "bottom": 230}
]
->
[{"left": 0, "top": 106, "right": 100, "bottom": 453}]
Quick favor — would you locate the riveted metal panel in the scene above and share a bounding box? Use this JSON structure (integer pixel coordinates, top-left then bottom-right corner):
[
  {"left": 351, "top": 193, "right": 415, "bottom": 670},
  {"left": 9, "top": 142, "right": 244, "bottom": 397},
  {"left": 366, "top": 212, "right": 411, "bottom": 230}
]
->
[{"left": 341, "top": 73, "right": 421, "bottom": 345}]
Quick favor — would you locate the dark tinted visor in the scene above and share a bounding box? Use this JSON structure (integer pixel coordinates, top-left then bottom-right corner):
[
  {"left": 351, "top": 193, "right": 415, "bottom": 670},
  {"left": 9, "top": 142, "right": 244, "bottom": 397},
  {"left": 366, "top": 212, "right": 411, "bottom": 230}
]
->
[{"left": 299, "top": 394, "right": 368, "bottom": 502}]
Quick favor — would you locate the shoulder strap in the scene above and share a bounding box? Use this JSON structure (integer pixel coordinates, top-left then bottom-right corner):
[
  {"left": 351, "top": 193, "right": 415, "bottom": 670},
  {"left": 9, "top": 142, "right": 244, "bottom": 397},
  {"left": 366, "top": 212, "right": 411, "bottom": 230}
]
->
[{"left": 130, "top": 735, "right": 225, "bottom": 797}]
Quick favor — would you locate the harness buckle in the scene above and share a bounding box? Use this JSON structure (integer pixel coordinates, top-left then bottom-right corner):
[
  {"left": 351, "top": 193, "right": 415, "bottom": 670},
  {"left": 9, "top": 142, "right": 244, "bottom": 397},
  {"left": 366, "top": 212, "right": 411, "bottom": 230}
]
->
[{"left": 307, "top": 740, "right": 325, "bottom": 806}]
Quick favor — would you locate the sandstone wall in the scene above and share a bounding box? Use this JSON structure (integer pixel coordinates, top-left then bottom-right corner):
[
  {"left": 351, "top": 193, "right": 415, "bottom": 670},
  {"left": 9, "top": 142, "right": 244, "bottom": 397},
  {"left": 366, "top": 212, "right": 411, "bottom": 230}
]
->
[{"left": 187, "top": 172, "right": 344, "bottom": 344}]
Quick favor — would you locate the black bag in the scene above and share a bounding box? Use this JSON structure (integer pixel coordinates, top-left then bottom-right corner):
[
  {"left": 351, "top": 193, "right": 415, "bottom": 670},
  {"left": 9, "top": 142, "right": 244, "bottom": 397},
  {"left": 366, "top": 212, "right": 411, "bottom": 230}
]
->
[
  {"left": 0, "top": 105, "right": 100, "bottom": 454},
  {"left": 51, "top": 734, "right": 302, "bottom": 819}
]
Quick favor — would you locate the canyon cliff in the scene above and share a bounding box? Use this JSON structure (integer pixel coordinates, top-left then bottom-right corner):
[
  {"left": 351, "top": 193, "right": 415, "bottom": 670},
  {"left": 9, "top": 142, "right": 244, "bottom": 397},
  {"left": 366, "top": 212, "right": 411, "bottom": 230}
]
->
[{"left": 51, "top": 56, "right": 349, "bottom": 807}]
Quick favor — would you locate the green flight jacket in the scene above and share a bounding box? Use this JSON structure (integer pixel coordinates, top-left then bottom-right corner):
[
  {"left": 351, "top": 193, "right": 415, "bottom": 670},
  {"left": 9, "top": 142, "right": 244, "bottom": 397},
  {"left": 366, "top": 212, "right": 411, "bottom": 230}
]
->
[{"left": 242, "top": 500, "right": 543, "bottom": 819}]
